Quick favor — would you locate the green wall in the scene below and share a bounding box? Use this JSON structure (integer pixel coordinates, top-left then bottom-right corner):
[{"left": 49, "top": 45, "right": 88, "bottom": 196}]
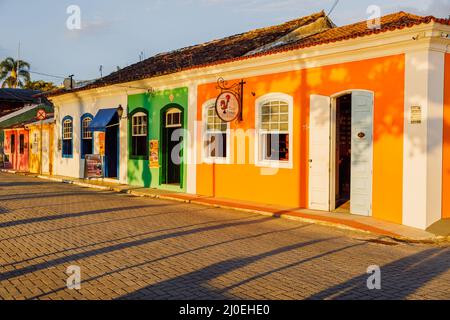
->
[{"left": 127, "top": 87, "right": 188, "bottom": 191}]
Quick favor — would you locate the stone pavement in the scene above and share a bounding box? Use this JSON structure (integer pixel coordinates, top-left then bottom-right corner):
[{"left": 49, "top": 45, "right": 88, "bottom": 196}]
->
[
  {"left": 9, "top": 170, "right": 439, "bottom": 241},
  {"left": 0, "top": 172, "right": 449, "bottom": 300}
]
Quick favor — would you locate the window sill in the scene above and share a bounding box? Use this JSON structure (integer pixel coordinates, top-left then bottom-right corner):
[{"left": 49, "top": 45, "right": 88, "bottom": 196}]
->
[
  {"left": 62, "top": 155, "right": 73, "bottom": 159},
  {"left": 255, "top": 160, "right": 293, "bottom": 169},
  {"left": 203, "top": 157, "right": 230, "bottom": 165}
]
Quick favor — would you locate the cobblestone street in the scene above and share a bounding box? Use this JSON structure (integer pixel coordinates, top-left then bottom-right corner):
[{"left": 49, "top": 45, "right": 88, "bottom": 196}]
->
[{"left": 0, "top": 173, "right": 448, "bottom": 300}]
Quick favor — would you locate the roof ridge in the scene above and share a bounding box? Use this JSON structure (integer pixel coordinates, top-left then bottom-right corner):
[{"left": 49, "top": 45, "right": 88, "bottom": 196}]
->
[
  {"left": 46, "top": 10, "right": 442, "bottom": 98},
  {"left": 104, "top": 11, "right": 327, "bottom": 77}
]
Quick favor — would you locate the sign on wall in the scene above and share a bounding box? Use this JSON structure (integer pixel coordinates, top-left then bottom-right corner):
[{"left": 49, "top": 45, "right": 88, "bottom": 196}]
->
[
  {"left": 149, "top": 140, "right": 159, "bottom": 168},
  {"left": 84, "top": 154, "right": 103, "bottom": 178},
  {"left": 410, "top": 106, "right": 422, "bottom": 124}
]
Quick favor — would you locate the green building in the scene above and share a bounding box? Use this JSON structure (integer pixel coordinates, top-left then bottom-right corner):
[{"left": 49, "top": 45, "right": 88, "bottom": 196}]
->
[{"left": 127, "top": 87, "right": 188, "bottom": 192}]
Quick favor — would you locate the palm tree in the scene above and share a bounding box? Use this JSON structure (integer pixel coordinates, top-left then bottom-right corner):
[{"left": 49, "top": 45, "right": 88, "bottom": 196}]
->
[{"left": 0, "top": 57, "right": 31, "bottom": 88}]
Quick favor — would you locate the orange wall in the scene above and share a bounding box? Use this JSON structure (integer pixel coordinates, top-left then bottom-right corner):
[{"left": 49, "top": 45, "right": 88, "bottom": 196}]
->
[
  {"left": 197, "top": 54, "right": 405, "bottom": 223},
  {"left": 442, "top": 53, "right": 450, "bottom": 219}
]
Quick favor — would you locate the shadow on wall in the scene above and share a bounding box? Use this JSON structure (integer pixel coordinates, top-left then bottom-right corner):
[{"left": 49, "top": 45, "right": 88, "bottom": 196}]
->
[{"left": 129, "top": 159, "right": 151, "bottom": 188}]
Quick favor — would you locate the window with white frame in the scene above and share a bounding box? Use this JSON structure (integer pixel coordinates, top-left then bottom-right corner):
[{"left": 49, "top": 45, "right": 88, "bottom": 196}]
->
[
  {"left": 256, "top": 94, "right": 292, "bottom": 166},
  {"left": 131, "top": 111, "right": 148, "bottom": 157},
  {"left": 204, "top": 104, "right": 228, "bottom": 160},
  {"left": 165, "top": 108, "right": 182, "bottom": 128},
  {"left": 81, "top": 115, "right": 93, "bottom": 158},
  {"left": 63, "top": 119, "right": 73, "bottom": 140},
  {"left": 82, "top": 117, "right": 93, "bottom": 139}
]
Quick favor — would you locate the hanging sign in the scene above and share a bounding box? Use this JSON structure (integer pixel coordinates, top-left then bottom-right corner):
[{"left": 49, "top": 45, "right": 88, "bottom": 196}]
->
[
  {"left": 84, "top": 154, "right": 103, "bottom": 178},
  {"left": 149, "top": 140, "right": 159, "bottom": 168},
  {"left": 215, "top": 92, "right": 240, "bottom": 122},
  {"left": 215, "top": 78, "right": 245, "bottom": 122}
]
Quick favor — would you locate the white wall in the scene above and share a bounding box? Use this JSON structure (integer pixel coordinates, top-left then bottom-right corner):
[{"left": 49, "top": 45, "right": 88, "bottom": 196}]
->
[
  {"left": 53, "top": 93, "right": 128, "bottom": 184},
  {"left": 403, "top": 49, "right": 445, "bottom": 230}
]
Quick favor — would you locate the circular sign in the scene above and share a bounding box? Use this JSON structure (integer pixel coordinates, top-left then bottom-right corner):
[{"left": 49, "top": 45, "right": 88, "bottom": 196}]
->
[
  {"left": 215, "top": 91, "right": 240, "bottom": 122},
  {"left": 36, "top": 109, "right": 47, "bottom": 121}
]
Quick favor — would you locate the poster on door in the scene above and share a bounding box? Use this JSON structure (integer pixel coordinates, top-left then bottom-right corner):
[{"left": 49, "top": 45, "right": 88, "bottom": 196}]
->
[
  {"left": 149, "top": 140, "right": 159, "bottom": 168},
  {"left": 98, "top": 132, "right": 105, "bottom": 156}
]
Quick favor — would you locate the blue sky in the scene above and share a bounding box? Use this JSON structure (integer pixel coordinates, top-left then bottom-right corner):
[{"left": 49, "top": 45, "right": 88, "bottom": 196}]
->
[{"left": 0, "top": 0, "right": 449, "bottom": 84}]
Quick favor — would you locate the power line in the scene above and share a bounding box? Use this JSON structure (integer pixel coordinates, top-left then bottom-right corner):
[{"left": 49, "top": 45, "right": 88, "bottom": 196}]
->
[{"left": 29, "top": 70, "right": 67, "bottom": 79}]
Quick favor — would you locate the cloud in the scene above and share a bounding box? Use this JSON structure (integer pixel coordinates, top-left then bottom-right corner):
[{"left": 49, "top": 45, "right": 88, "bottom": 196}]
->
[{"left": 63, "top": 15, "right": 123, "bottom": 40}]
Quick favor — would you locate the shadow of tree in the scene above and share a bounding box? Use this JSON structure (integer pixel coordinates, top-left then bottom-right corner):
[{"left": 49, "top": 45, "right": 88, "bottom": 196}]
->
[
  {"left": 0, "top": 203, "right": 175, "bottom": 228},
  {"left": 1, "top": 210, "right": 246, "bottom": 268},
  {"left": 30, "top": 224, "right": 311, "bottom": 300},
  {"left": 0, "top": 216, "right": 273, "bottom": 281},
  {"left": 117, "top": 237, "right": 337, "bottom": 300},
  {"left": 307, "top": 247, "right": 450, "bottom": 300}
]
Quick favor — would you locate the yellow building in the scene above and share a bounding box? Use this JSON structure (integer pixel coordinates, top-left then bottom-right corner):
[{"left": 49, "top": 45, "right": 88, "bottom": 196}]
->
[{"left": 25, "top": 119, "right": 54, "bottom": 175}]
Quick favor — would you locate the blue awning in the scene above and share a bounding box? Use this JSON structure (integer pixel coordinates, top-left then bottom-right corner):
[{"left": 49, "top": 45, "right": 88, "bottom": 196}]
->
[{"left": 88, "top": 108, "right": 118, "bottom": 132}]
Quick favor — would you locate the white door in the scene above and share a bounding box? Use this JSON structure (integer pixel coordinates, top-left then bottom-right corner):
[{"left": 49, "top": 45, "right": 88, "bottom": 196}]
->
[
  {"left": 42, "top": 130, "right": 50, "bottom": 174},
  {"left": 308, "top": 95, "right": 331, "bottom": 211},
  {"left": 350, "top": 91, "right": 374, "bottom": 216}
]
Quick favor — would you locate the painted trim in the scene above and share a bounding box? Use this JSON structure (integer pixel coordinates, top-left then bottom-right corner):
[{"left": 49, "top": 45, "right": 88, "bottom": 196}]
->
[
  {"left": 254, "top": 92, "right": 294, "bottom": 169},
  {"left": 201, "top": 98, "right": 231, "bottom": 165},
  {"left": 80, "top": 113, "right": 94, "bottom": 158},
  {"left": 329, "top": 89, "right": 375, "bottom": 213},
  {"left": 187, "top": 83, "right": 198, "bottom": 194},
  {"left": 61, "top": 115, "right": 73, "bottom": 158},
  {"left": 159, "top": 103, "right": 185, "bottom": 188}
]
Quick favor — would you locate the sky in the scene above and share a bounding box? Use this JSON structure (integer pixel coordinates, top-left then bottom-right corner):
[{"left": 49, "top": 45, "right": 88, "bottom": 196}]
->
[{"left": 0, "top": 0, "right": 449, "bottom": 85}]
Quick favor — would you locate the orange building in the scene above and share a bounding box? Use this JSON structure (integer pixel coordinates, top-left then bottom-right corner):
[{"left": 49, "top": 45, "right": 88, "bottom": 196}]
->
[
  {"left": 192, "top": 12, "right": 450, "bottom": 231},
  {"left": 47, "top": 11, "right": 450, "bottom": 231}
]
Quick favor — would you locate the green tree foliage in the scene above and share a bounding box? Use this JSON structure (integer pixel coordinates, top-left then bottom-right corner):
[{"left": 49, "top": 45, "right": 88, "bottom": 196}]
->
[
  {"left": 23, "top": 80, "right": 58, "bottom": 92},
  {"left": 0, "top": 57, "right": 31, "bottom": 88}
]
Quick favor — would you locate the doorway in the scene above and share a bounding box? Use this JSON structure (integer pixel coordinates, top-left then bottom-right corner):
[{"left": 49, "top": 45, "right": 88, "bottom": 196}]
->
[
  {"left": 309, "top": 91, "right": 373, "bottom": 216},
  {"left": 42, "top": 130, "right": 50, "bottom": 174},
  {"left": 162, "top": 107, "right": 183, "bottom": 186},
  {"left": 105, "top": 113, "right": 119, "bottom": 179},
  {"left": 334, "top": 94, "right": 352, "bottom": 212}
]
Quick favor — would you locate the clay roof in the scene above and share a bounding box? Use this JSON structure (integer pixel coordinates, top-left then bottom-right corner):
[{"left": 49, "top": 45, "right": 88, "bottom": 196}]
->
[{"left": 46, "top": 11, "right": 448, "bottom": 98}]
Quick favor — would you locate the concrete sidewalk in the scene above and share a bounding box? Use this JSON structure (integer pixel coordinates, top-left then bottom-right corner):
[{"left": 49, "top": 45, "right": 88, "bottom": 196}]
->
[{"left": 1, "top": 169, "right": 445, "bottom": 242}]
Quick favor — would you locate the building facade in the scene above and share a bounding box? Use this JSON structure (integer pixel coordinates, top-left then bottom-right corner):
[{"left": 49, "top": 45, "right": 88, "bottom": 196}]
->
[
  {"left": 3, "top": 127, "right": 29, "bottom": 172},
  {"left": 51, "top": 93, "right": 128, "bottom": 183},
  {"left": 46, "top": 12, "right": 450, "bottom": 230}
]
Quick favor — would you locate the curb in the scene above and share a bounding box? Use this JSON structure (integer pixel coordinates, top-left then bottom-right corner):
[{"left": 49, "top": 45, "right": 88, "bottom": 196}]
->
[{"left": 2, "top": 169, "right": 446, "bottom": 244}]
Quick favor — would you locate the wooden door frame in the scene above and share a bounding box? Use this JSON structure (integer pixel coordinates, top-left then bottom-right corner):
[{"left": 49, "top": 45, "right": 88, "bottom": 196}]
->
[
  {"left": 329, "top": 89, "right": 374, "bottom": 213},
  {"left": 159, "top": 104, "right": 184, "bottom": 187}
]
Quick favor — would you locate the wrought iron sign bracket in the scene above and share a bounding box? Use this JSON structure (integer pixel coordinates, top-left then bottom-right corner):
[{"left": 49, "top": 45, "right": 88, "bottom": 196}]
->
[{"left": 216, "top": 78, "right": 246, "bottom": 122}]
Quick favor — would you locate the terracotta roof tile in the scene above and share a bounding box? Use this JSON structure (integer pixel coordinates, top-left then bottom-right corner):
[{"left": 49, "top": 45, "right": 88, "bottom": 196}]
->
[{"left": 46, "top": 11, "right": 448, "bottom": 97}]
